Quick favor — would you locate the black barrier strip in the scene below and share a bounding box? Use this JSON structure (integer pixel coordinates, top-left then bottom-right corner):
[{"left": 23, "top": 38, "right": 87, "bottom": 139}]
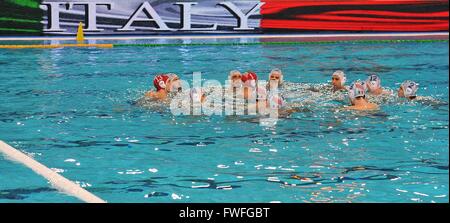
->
[{"left": 114, "top": 39, "right": 448, "bottom": 47}]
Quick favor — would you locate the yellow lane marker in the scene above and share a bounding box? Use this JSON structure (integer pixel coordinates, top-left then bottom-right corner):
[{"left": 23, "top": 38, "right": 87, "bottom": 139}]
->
[
  {"left": 0, "top": 44, "right": 113, "bottom": 49},
  {"left": 76, "top": 22, "right": 85, "bottom": 43}
]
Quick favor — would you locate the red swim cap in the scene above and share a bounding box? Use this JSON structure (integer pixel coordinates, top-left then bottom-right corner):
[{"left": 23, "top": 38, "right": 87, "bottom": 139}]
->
[
  {"left": 241, "top": 71, "right": 258, "bottom": 83},
  {"left": 153, "top": 74, "right": 170, "bottom": 91}
]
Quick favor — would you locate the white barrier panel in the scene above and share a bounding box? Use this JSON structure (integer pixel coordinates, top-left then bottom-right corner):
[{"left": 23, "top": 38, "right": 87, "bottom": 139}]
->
[
  {"left": 0, "top": 32, "right": 448, "bottom": 41},
  {"left": 0, "top": 140, "right": 106, "bottom": 203}
]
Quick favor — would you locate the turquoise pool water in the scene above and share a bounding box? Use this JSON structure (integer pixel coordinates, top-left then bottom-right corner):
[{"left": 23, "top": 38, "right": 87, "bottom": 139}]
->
[{"left": 0, "top": 38, "right": 448, "bottom": 203}]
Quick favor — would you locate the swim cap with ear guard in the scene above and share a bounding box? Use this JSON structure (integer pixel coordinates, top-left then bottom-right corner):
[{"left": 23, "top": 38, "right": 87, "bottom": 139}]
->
[
  {"left": 401, "top": 80, "right": 418, "bottom": 97},
  {"left": 367, "top": 74, "right": 381, "bottom": 90},
  {"left": 269, "top": 68, "right": 283, "bottom": 84},
  {"left": 332, "top": 70, "right": 346, "bottom": 85},
  {"left": 229, "top": 70, "right": 243, "bottom": 88},
  {"left": 349, "top": 81, "right": 366, "bottom": 100},
  {"left": 153, "top": 74, "right": 170, "bottom": 91},
  {"left": 242, "top": 71, "right": 258, "bottom": 88}
]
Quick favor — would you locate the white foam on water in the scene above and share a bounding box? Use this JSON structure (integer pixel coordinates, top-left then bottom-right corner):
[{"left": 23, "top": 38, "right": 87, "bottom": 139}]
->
[
  {"left": 75, "top": 181, "right": 92, "bottom": 188},
  {"left": 196, "top": 142, "right": 207, "bottom": 147},
  {"left": 281, "top": 168, "right": 295, "bottom": 171},
  {"left": 249, "top": 148, "right": 262, "bottom": 153},
  {"left": 217, "top": 164, "right": 229, "bottom": 169},
  {"left": 148, "top": 168, "right": 158, "bottom": 173},
  {"left": 267, "top": 177, "right": 280, "bottom": 182},
  {"left": 413, "top": 192, "right": 429, "bottom": 197},
  {"left": 171, "top": 193, "right": 182, "bottom": 200},
  {"left": 192, "top": 184, "right": 210, "bottom": 188},
  {"left": 50, "top": 168, "right": 65, "bottom": 173},
  {"left": 216, "top": 185, "right": 232, "bottom": 190},
  {"left": 125, "top": 169, "right": 143, "bottom": 175},
  {"left": 300, "top": 178, "right": 313, "bottom": 182}
]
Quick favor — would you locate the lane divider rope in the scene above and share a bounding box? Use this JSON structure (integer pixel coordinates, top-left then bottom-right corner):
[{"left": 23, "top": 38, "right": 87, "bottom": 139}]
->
[
  {"left": 0, "top": 43, "right": 113, "bottom": 49},
  {"left": 0, "top": 39, "right": 447, "bottom": 49},
  {"left": 0, "top": 140, "right": 107, "bottom": 203}
]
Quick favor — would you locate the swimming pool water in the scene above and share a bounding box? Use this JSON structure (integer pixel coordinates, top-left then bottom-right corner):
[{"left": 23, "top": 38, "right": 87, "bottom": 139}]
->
[{"left": 0, "top": 38, "right": 448, "bottom": 203}]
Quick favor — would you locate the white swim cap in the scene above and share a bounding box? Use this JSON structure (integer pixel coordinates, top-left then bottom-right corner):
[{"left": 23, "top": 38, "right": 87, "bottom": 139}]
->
[
  {"left": 349, "top": 81, "right": 366, "bottom": 100},
  {"left": 332, "top": 70, "right": 346, "bottom": 85},
  {"left": 269, "top": 68, "right": 283, "bottom": 84},
  {"left": 229, "top": 70, "right": 241, "bottom": 77},
  {"left": 360, "top": 80, "right": 368, "bottom": 92},
  {"left": 229, "top": 70, "right": 243, "bottom": 88},
  {"left": 401, "top": 80, "right": 418, "bottom": 97},
  {"left": 367, "top": 74, "right": 381, "bottom": 90}
]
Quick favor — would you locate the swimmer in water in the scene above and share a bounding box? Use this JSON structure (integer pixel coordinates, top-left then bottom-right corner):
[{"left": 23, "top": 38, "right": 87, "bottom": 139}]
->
[
  {"left": 190, "top": 87, "right": 207, "bottom": 104},
  {"left": 228, "top": 70, "right": 243, "bottom": 90},
  {"left": 258, "top": 91, "right": 298, "bottom": 117},
  {"left": 345, "top": 81, "right": 379, "bottom": 111},
  {"left": 144, "top": 73, "right": 182, "bottom": 101},
  {"left": 398, "top": 80, "right": 418, "bottom": 100},
  {"left": 268, "top": 93, "right": 300, "bottom": 117},
  {"left": 331, "top": 70, "right": 348, "bottom": 92},
  {"left": 366, "top": 74, "right": 391, "bottom": 96},
  {"left": 225, "top": 70, "right": 244, "bottom": 104},
  {"left": 241, "top": 71, "right": 259, "bottom": 100},
  {"left": 268, "top": 68, "right": 283, "bottom": 91},
  {"left": 396, "top": 80, "right": 448, "bottom": 106}
]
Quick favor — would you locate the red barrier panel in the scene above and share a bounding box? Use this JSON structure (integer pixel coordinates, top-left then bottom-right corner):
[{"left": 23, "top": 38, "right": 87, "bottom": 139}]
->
[{"left": 261, "top": 0, "right": 449, "bottom": 32}]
